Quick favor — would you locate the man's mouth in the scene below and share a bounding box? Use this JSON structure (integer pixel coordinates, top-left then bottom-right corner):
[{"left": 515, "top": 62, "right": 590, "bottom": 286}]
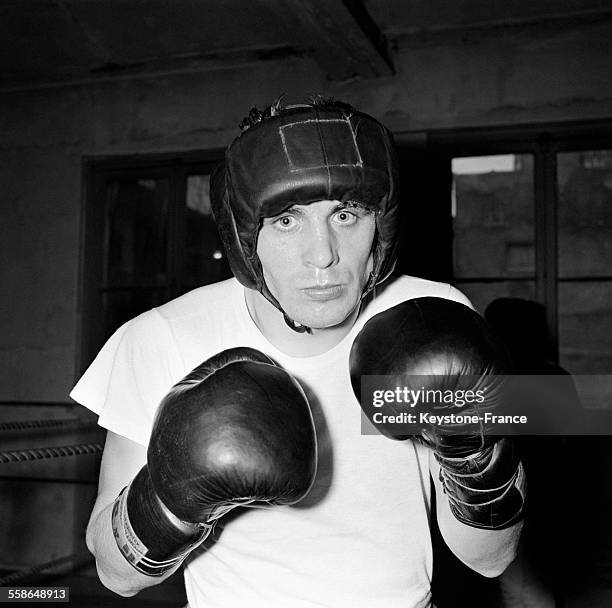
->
[{"left": 301, "top": 284, "right": 344, "bottom": 301}]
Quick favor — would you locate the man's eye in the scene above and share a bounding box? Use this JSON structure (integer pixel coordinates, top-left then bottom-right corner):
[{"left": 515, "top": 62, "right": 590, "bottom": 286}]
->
[
  {"left": 273, "top": 215, "right": 297, "bottom": 230},
  {"left": 334, "top": 210, "right": 358, "bottom": 225}
]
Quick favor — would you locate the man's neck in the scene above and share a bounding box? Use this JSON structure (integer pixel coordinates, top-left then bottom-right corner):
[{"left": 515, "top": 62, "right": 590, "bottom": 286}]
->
[{"left": 244, "top": 289, "right": 359, "bottom": 358}]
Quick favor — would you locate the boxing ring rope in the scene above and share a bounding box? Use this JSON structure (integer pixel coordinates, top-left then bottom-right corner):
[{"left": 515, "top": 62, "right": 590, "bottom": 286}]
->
[
  {"left": 0, "top": 418, "right": 97, "bottom": 433},
  {"left": 0, "top": 417, "right": 101, "bottom": 585},
  {"left": 0, "top": 442, "right": 104, "bottom": 464},
  {"left": 0, "top": 552, "right": 93, "bottom": 586},
  {"left": 0, "top": 418, "right": 103, "bottom": 463}
]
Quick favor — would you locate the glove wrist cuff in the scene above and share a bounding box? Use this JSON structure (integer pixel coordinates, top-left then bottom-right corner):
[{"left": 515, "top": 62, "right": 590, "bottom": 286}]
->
[
  {"left": 437, "top": 438, "right": 526, "bottom": 530},
  {"left": 112, "top": 467, "right": 212, "bottom": 577}
]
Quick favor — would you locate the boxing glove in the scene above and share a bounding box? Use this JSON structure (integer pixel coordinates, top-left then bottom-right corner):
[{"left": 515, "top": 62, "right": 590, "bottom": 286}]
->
[
  {"left": 112, "top": 347, "right": 318, "bottom": 576},
  {"left": 349, "top": 297, "right": 525, "bottom": 530}
]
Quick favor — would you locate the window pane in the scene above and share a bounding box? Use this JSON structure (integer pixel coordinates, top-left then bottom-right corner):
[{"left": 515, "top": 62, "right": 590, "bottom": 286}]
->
[
  {"left": 452, "top": 154, "right": 535, "bottom": 279},
  {"left": 557, "top": 149, "right": 612, "bottom": 278},
  {"left": 453, "top": 280, "right": 535, "bottom": 316},
  {"left": 183, "top": 175, "right": 232, "bottom": 288},
  {"left": 558, "top": 281, "right": 612, "bottom": 376},
  {"left": 104, "top": 178, "right": 170, "bottom": 287}
]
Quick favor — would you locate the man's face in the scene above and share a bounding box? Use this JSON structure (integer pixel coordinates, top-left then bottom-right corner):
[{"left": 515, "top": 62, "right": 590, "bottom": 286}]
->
[{"left": 257, "top": 200, "right": 376, "bottom": 329}]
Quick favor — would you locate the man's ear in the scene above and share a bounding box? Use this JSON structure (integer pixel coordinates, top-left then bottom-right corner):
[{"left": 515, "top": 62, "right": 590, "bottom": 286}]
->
[{"left": 367, "top": 252, "right": 375, "bottom": 275}]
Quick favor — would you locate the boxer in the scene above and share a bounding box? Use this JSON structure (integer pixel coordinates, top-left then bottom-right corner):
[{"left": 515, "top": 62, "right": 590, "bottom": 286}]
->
[{"left": 73, "top": 98, "right": 524, "bottom": 607}]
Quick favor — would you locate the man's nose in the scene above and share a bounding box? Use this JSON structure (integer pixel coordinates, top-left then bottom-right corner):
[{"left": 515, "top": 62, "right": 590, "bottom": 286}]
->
[{"left": 302, "top": 223, "right": 339, "bottom": 269}]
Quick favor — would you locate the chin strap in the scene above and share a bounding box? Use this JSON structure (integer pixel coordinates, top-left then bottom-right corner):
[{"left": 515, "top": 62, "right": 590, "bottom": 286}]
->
[{"left": 283, "top": 314, "right": 312, "bottom": 334}]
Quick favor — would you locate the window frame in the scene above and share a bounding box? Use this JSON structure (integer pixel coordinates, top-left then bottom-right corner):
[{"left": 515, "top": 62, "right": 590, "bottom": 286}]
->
[{"left": 77, "top": 150, "right": 224, "bottom": 376}]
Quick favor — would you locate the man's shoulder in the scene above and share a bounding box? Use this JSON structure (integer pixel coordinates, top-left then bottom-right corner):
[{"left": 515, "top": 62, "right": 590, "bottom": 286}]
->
[
  {"left": 112, "top": 277, "right": 244, "bottom": 366},
  {"left": 154, "top": 277, "right": 241, "bottom": 322}
]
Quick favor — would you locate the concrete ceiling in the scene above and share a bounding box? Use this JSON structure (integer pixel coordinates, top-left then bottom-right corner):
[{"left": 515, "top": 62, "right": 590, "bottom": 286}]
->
[{"left": 1, "top": 0, "right": 610, "bottom": 89}]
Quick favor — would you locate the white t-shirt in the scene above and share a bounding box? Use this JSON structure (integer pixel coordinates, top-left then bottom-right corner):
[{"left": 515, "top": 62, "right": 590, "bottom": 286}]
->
[{"left": 71, "top": 275, "right": 472, "bottom": 608}]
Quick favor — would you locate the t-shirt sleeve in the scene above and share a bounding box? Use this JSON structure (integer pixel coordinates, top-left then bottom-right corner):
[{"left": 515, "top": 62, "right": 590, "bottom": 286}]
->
[
  {"left": 445, "top": 284, "right": 475, "bottom": 310},
  {"left": 69, "top": 309, "right": 183, "bottom": 447}
]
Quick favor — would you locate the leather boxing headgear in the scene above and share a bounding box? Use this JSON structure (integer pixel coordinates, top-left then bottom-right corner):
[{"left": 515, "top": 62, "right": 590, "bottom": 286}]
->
[{"left": 210, "top": 98, "right": 401, "bottom": 329}]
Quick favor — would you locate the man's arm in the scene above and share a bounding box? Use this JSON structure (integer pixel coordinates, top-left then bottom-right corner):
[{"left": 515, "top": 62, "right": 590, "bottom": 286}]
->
[
  {"left": 349, "top": 297, "right": 527, "bottom": 577},
  {"left": 86, "top": 431, "right": 180, "bottom": 597},
  {"left": 430, "top": 453, "right": 523, "bottom": 578}
]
